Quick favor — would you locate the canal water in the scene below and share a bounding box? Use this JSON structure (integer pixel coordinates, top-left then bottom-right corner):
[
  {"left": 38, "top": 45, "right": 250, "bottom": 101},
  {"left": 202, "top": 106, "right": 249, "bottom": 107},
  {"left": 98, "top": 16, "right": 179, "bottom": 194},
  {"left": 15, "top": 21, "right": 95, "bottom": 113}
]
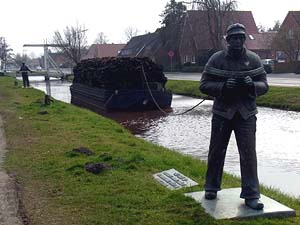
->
[{"left": 30, "top": 77, "right": 300, "bottom": 198}]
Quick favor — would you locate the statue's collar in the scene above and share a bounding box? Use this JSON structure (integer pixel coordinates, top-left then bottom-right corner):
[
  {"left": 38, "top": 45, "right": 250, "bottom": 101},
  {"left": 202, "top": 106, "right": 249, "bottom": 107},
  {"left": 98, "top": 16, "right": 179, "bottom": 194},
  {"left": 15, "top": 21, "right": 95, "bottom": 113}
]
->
[{"left": 225, "top": 47, "right": 247, "bottom": 60}]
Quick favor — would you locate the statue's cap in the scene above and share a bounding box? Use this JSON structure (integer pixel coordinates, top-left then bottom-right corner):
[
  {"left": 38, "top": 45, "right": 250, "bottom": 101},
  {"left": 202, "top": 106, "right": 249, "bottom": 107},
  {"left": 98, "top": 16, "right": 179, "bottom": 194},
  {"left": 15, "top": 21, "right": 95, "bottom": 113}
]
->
[{"left": 226, "top": 23, "right": 246, "bottom": 38}]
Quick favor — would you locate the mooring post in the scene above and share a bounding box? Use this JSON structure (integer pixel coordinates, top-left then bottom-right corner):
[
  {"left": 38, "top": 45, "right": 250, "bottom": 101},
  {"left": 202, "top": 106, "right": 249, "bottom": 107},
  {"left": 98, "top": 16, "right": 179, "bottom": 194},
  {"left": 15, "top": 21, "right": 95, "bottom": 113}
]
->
[{"left": 44, "top": 45, "right": 51, "bottom": 105}]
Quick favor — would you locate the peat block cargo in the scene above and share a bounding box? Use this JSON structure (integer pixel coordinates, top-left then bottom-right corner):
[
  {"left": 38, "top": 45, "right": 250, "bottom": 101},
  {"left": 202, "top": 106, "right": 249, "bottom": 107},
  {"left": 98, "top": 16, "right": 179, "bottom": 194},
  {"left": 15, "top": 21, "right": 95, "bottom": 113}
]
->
[{"left": 70, "top": 57, "right": 172, "bottom": 111}]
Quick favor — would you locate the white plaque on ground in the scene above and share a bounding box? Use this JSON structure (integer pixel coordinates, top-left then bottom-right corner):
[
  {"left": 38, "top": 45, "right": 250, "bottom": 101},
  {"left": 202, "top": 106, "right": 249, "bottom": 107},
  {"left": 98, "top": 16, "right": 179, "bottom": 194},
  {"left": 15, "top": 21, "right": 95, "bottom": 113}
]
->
[
  {"left": 153, "top": 168, "right": 198, "bottom": 190},
  {"left": 185, "top": 188, "right": 296, "bottom": 220}
]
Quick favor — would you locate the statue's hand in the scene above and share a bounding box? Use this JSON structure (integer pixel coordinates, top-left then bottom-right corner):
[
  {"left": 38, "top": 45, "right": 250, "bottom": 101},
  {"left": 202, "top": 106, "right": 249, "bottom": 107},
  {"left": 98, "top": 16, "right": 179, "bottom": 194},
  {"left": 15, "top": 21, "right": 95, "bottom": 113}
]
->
[
  {"left": 225, "top": 78, "right": 239, "bottom": 89},
  {"left": 243, "top": 76, "right": 254, "bottom": 87},
  {"left": 223, "top": 78, "right": 239, "bottom": 97}
]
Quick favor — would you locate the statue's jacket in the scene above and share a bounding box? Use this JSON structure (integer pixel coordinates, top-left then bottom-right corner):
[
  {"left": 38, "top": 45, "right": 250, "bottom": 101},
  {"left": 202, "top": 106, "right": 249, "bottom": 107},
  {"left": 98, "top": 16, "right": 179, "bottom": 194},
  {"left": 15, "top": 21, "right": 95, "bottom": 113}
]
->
[{"left": 200, "top": 48, "right": 269, "bottom": 120}]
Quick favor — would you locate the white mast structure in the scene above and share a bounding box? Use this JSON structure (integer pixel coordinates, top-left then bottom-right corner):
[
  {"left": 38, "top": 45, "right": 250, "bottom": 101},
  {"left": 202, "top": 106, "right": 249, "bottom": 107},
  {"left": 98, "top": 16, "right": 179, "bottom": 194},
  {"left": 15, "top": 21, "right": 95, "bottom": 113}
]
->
[{"left": 23, "top": 42, "right": 67, "bottom": 105}]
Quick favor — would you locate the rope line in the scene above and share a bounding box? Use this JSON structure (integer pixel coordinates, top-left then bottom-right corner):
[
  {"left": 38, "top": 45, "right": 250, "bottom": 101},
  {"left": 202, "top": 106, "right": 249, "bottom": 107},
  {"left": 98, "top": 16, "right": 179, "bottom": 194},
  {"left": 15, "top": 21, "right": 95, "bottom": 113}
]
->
[
  {"left": 174, "top": 99, "right": 206, "bottom": 115},
  {"left": 140, "top": 64, "right": 205, "bottom": 116},
  {"left": 104, "top": 91, "right": 117, "bottom": 107},
  {"left": 141, "top": 64, "right": 168, "bottom": 115}
]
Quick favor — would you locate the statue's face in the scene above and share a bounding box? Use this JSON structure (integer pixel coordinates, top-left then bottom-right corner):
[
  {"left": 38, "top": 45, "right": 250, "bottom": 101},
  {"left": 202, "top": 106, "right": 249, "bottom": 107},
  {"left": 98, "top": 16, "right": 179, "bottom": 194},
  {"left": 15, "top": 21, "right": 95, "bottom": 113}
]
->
[{"left": 227, "top": 34, "right": 246, "bottom": 50}]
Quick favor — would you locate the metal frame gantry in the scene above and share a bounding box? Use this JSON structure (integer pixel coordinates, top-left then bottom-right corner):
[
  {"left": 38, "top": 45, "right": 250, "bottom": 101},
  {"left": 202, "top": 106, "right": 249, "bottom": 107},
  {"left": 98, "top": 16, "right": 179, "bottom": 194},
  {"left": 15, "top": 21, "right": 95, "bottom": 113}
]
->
[{"left": 23, "top": 43, "right": 67, "bottom": 105}]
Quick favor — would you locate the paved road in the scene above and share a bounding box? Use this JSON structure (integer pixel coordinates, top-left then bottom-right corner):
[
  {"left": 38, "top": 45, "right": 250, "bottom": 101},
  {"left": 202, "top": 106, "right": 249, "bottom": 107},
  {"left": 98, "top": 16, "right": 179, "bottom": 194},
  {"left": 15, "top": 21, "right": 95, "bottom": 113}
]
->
[
  {"left": 0, "top": 116, "right": 22, "bottom": 224},
  {"left": 165, "top": 72, "right": 300, "bottom": 87}
]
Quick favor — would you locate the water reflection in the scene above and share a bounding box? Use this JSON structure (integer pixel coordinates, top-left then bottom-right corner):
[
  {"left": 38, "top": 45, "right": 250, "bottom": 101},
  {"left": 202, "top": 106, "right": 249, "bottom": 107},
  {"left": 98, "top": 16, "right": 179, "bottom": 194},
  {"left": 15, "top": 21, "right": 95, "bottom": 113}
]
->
[
  {"left": 30, "top": 77, "right": 71, "bottom": 103},
  {"left": 30, "top": 78, "right": 300, "bottom": 197},
  {"left": 105, "top": 110, "right": 170, "bottom": 134},
  {"left": 138, "top": 96, "right": 300, "bottom": 197}
]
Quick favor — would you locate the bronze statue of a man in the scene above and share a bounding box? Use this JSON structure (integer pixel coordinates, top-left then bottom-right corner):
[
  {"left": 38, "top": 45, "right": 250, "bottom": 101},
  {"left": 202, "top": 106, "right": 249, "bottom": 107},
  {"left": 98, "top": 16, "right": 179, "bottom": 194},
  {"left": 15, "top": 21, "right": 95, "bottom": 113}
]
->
[{"left": 199, "top": 23, "right": 269, "bottom": 210}]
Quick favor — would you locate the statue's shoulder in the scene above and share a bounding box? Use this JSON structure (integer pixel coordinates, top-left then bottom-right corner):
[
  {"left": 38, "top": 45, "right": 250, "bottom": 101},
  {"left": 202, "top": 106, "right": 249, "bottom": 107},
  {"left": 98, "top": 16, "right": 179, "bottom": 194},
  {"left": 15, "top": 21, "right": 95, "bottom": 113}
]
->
[
  {"left": 246, "top": 49, "right": 263, "bottom": 67},
  {"left": 246, "top": 49, "right": 260, "bottom": 60},
  {"left": 206, "top": 50, "right": 225, "bottom": 66}
]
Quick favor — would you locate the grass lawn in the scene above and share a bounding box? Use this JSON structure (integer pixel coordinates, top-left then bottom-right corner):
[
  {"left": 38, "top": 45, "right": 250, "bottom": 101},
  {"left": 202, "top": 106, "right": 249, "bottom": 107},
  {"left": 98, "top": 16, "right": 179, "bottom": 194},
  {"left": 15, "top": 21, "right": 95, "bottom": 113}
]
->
[{"left": 0, "top": 76, "right": 299, "bottom": 224}]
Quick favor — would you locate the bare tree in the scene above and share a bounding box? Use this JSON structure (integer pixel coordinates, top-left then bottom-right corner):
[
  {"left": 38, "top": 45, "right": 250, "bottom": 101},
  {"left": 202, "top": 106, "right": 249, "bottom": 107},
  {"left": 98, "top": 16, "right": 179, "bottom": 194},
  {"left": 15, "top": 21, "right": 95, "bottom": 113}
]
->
[
  {"left": 186, "top": 0, "right": 237, "bottom": 50},
  {"left": 0, "top": 37, "right": 13, "bottom": 70},
  {"left": 94, "top": 32, "right": 109, "bottom": 44},
  {"left": 124, "top": 27, "right": 139, "bottom": 42},
  {"left": 12, "top": 53, "right": 29, "bottom": 67},
  {"left": 52, "top": 23, "right": 88, "bottom": 64}
]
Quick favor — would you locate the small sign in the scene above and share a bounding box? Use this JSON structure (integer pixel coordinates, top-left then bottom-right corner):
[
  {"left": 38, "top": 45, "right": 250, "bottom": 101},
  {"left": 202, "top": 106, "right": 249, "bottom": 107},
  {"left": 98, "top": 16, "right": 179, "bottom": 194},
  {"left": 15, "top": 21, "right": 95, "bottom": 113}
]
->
[
  {"left": 168, "top": 51, "right": 174, "bottom": 58},
  {"left": 153, "top": 169, "right": 198, "bottom": 190}
]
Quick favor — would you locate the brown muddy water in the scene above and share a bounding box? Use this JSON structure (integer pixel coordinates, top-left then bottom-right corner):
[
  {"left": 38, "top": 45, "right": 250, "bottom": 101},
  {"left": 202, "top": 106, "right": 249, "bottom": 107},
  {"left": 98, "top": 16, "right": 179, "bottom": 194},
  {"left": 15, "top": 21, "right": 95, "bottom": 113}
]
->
[{"left": 30, "top": 78, "right": 300, "bottom": 197}]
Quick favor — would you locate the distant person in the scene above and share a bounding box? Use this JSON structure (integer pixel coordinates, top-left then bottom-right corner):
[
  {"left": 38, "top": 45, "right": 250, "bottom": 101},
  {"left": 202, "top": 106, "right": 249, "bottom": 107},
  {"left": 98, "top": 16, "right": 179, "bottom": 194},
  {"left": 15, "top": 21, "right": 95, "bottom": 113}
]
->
[
  {"left": 199, "top": 23, "right": 269, "bottom": 210},
  {"left": 19, "top": 62, "right": 32, "bottom": 88}
]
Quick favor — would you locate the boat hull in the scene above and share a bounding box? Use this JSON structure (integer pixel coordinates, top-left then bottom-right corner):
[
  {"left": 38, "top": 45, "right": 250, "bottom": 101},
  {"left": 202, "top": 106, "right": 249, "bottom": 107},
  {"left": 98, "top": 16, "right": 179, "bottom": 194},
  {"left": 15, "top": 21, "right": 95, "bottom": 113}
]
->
[{"left": 70, "top": 83, "right": 172, "bottom": 111}]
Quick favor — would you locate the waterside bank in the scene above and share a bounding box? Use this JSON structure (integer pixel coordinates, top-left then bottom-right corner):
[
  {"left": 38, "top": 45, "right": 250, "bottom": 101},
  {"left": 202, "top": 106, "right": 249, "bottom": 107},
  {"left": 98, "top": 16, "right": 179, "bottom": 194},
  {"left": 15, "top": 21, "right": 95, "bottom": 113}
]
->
[{"left": 0, "top": 76, "right": 299, "bottom": 225}]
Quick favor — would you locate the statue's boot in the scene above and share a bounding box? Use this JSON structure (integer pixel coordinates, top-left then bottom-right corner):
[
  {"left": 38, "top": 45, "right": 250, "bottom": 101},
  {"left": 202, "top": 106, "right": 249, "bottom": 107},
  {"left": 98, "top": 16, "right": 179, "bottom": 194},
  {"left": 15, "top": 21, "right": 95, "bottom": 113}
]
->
[
  {"left": 245, "top": 198, "right": 264, "bottom": 210},
  {"left": 205, "top": 191, "right": 217, "bottom": 200}
]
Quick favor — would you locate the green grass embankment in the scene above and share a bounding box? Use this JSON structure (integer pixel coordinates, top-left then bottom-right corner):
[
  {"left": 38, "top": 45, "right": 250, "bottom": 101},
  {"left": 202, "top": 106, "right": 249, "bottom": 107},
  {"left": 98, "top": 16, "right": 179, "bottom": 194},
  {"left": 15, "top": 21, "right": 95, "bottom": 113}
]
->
[
  {"left": 166, "top": 80, "right": 300, "bottom": 112},
  {"left": 0, "top": 76, "right": 299, "bottom": 225}
]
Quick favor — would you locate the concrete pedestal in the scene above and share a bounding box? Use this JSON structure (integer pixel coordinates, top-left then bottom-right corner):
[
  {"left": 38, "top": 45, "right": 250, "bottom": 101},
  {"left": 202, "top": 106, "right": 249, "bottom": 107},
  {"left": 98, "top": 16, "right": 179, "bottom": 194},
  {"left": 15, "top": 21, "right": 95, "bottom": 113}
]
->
[{"left": 185, "top": 188, "right": 296, "bottom": 220}]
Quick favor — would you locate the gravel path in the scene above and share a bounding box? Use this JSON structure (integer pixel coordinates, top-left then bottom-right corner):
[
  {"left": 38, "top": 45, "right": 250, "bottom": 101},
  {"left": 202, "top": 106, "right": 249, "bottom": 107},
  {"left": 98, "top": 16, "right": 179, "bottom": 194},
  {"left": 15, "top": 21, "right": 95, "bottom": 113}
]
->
[{"left": 0, "top": 116, "right": 23, "bottom": 225}]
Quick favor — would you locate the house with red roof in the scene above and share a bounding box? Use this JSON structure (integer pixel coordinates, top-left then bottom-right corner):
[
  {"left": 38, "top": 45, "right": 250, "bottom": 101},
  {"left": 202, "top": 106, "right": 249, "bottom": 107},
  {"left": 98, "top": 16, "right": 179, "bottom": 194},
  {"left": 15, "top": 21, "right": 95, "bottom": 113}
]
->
[
  {"left": 82, "top": 44, "right": 126, "bottom": 60},
  {"left": 179, "top": 10, "right": 275, "bottom": 65},
  {"left": 119, "top": 32, "right": 171, "bottom": 65},
  {"left": 246, "top": 32, "right": 277, "bottom": 59},
  {"left": 272, "top": 11, "right": 300, "bottom": 62},
  {"left": 41, "top": 51, "right": 74, "bottom": 68},
  {"left": 121, "top": 10, "right": 275, "bottom": 68}
]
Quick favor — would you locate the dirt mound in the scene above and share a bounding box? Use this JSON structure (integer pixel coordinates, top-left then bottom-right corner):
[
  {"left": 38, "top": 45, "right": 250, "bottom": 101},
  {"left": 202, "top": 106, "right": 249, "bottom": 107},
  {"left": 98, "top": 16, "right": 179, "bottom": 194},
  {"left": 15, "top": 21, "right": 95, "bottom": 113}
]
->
[{"left": 84, "top": 162, "right": 112, "bottom": 174}]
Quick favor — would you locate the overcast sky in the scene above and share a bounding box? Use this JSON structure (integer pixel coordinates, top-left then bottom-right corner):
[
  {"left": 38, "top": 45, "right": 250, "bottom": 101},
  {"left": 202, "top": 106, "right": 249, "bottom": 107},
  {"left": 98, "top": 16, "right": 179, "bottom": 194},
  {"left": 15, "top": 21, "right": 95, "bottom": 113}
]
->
[{"left": 2, "top": 0, "right": 300, "bottom": 56}]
